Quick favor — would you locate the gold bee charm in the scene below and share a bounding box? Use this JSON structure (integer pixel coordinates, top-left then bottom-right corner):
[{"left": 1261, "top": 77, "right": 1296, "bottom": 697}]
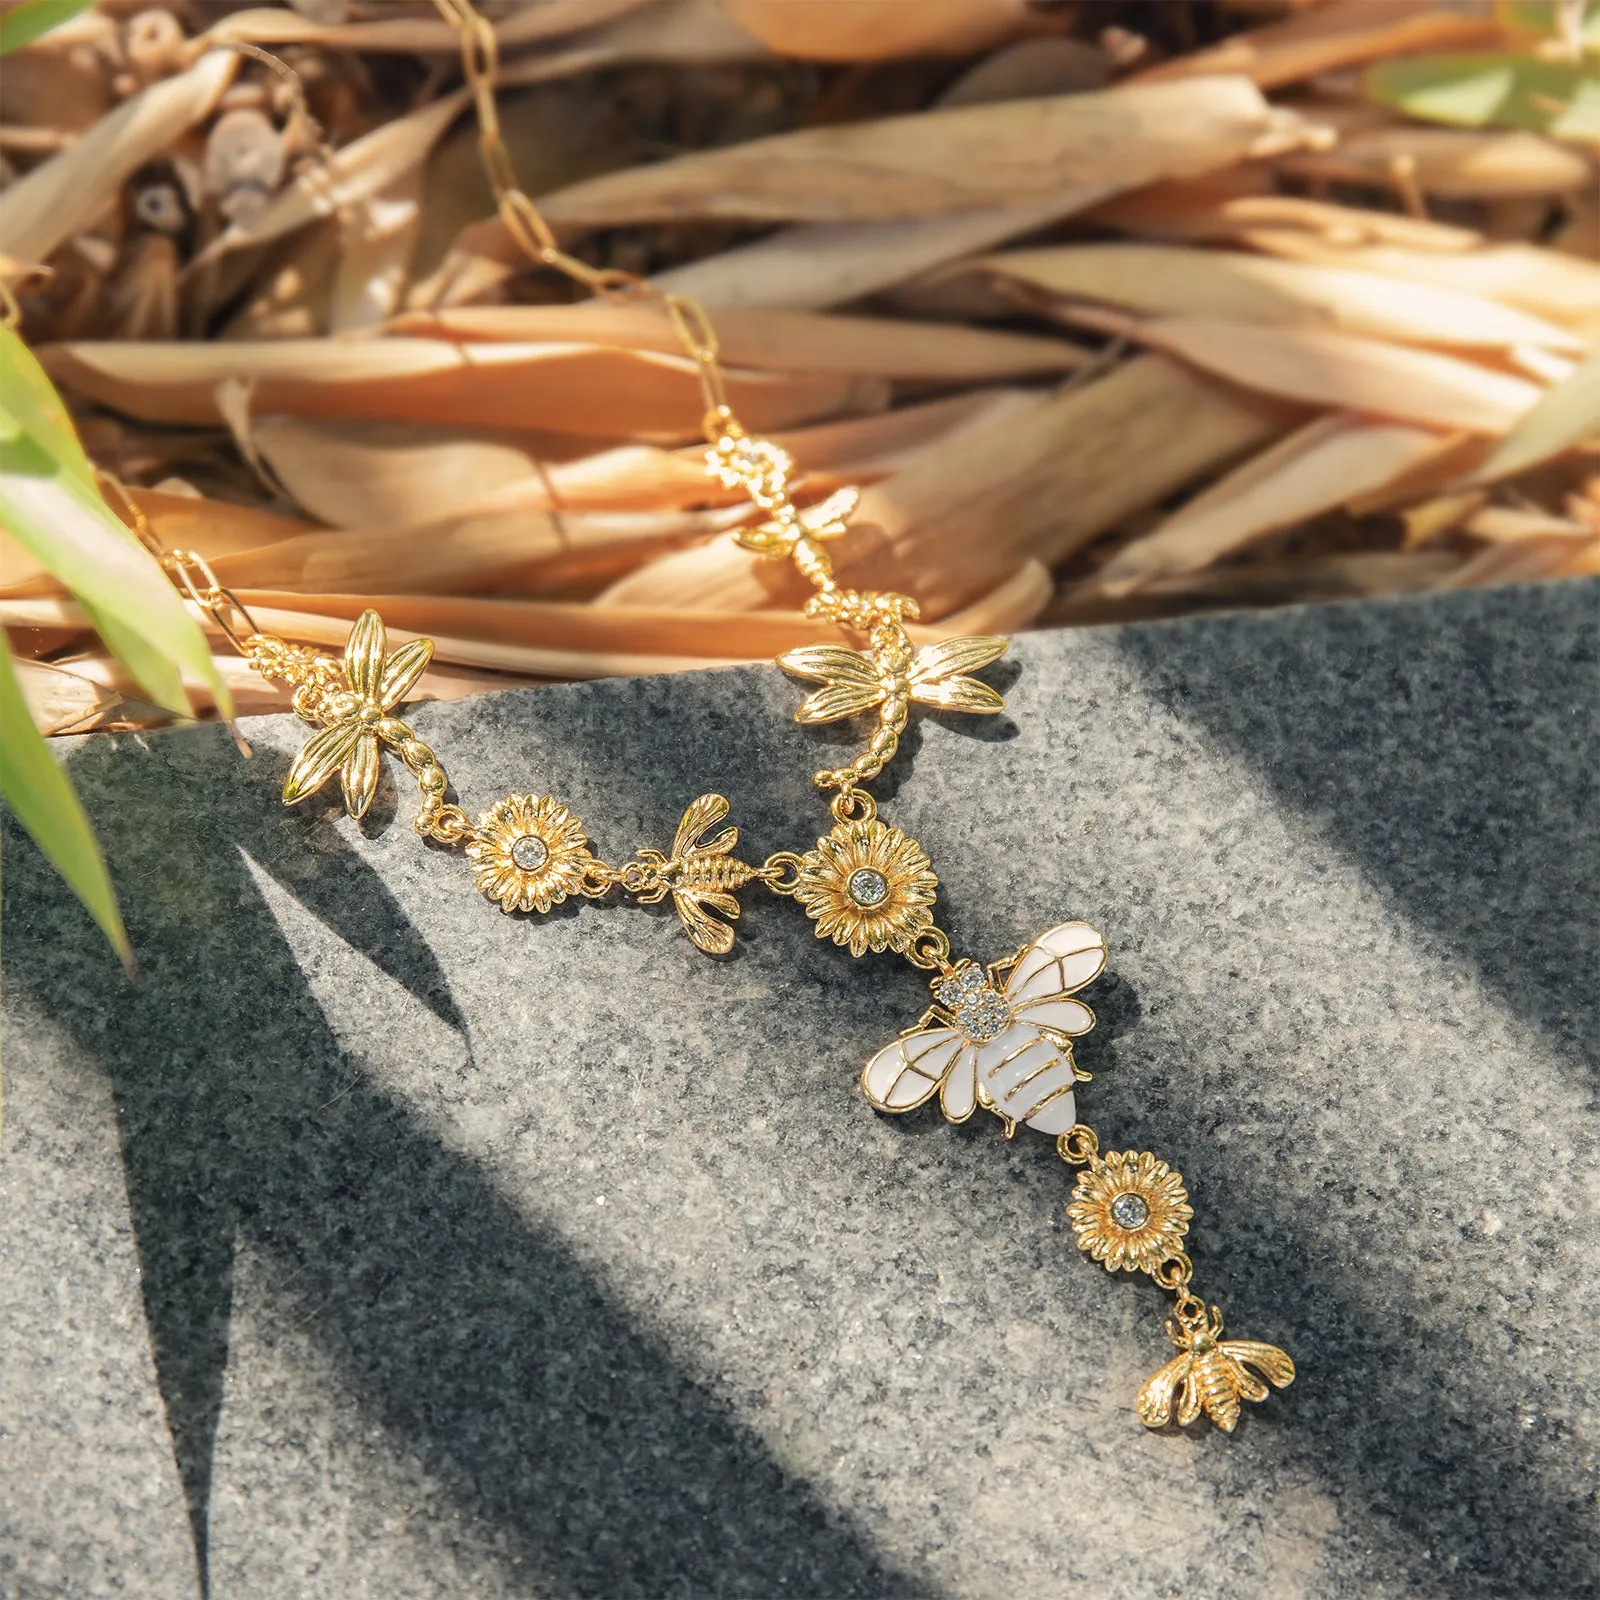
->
[
  {"left": 1137, "top": 1302, "right": 1295, "bottom": 1433},
  {"left": 622, "top": 794, "right": 762, "bottom": 955}
]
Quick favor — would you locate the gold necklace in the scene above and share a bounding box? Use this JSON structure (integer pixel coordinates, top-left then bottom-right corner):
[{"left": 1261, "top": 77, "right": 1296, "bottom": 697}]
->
[{"left": 143, "top": 0, "right": 1293, "bottom": 1435}]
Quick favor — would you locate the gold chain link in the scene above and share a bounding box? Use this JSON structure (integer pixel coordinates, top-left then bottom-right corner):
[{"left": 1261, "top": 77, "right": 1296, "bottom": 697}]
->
[{"left": 432, "top": 0, "right": 730, "bottom": 426}]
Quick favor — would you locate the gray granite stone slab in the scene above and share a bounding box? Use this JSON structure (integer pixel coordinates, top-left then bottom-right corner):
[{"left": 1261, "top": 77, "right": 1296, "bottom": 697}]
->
[{"left": 2, "top": 579, "right": 1597, "bottom": 1600}]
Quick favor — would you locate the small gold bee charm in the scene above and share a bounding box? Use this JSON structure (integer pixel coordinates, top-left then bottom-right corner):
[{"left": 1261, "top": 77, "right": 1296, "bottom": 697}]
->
[
  {"left": 1137, "top": 1299, "right": 1296, "bottom": 1433},
  {"left": 620, "top": 794, "right": 764, "bottom": 955}
]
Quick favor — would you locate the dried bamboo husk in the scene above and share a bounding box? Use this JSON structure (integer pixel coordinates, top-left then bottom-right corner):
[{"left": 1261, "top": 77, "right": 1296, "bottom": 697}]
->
[
  {"left": 1279, "top": 125, "right": 1595, "bottom": 201},
  {"left": 1442, "top": 534, "right": 1600, "bottom": 588},
  {"left": 1046, "top": 550, "right": 1466, "bottom": 627},
  {"left": 1083, "top": 315, "right": 1542, "bottom": 434},
  {"left": 600, "top": 355, "right": 1289, "bottom": 619},
  {"left": 240, "top": 389, "right": 1021, "bottom": 533},
  {"left": 1089, "top": 194, "right": 1600, "bottom": 328},
  {"left": 1092, "top": 191, "right": 1485, "bottom": 251},
  {"left": 38, "top": 338, "right": 888, "bottom": 437},
  {"left": 963, "top": 245, "right": 1583, "bottom": 353},
  {"left": 205, "top": 504, "right": 750, "bottom": 596},
  {"left": 7, "top": 0, "right": 1598, "bottom": 740},
  {"left": 1131, "top": 0, "right": 1500, "bottom": 89},
  {"left": 720, "top": 0, "right": 1046, "bottom": 62},
  {"left": 387, "top": 303, "right": 1088, "bottom": 379},
  {"left": 536, "top": 77, "right": 1310, "bottom": 228},
  {"left": 1238, "top": 237, "right": 1600, "bottom": 331},
  {"left": 1092, "top": 414, "right": 1459, "bottom": 593},
  {"left": 40, "top": 649, "right": 545, "bottom": 725},
  {"left": 422, "top": 75, "right": 1314, "bottom": 310},
  {"left": 203, "top": 0, "right": 650, "bottom": 54}
]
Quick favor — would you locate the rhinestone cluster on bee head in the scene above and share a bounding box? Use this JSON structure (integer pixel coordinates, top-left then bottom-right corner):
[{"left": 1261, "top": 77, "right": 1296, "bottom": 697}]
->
[{"left": 936, "top": 962, "right": 1012, "bottom": 1043}]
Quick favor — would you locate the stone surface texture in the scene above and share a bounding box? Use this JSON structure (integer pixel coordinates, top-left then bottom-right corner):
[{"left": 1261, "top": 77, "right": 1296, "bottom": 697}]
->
[{"left": 2, "top": 580, "right": 1596, "bottom": 1600}]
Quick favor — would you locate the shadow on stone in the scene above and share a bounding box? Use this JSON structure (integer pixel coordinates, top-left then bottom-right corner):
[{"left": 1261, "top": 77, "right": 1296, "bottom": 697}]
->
[
  {"left": 1, "top": 728, "right": 932, "bottom": 1600},
  {"left": 1113, "top": 583, "right": 1598, "bottom": 1080},
  {"left": 1107, "top": 582, "right": 1600, "bottom": 1599}
]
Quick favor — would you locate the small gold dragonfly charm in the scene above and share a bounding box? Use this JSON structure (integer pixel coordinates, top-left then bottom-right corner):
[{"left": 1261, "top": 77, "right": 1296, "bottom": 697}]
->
[
  {"left": 622, "top": 794, "right": 764, "bottom": 955},
  {"left": 735, "top": 487, "right": 860, "bottom": 559}
]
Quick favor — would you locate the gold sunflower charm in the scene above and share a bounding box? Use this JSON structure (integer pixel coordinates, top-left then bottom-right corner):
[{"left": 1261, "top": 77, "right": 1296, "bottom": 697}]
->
[
  {"left": 467, "top": 794, "right": 604, "bottom": 914},
  {"left": 1067, "top": 1150, "right": 1194, "bottom": 1274},
  {"left": 789, "top": 817, "right": 938, "bottom": 957}
]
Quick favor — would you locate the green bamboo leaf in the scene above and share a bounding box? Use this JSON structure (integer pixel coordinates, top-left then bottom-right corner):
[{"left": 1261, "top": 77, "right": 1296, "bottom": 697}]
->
[
  {"left": 0, "top": 322, "right": 92, "bottom": 477},
  {"left": 0, "top": 632, "right": 132, "bottom": 970},
  {"left": 1500, "top": 1, "right": 1600, "bottom": 53},
  {"left": 82, "top": 601, "right": 190, "bottom": 717},
  {"left": 1466, "top": 347, "right": 1600, "bottom": 484},
  {"left": 0, "top": 327, "right": 234, "bottom": 718},
  {"left": 1367, "top": 53, "right": 1600, "bottom": 140},
  {"left": 0, "top": 0, "right": 94, "bottom": 54}
]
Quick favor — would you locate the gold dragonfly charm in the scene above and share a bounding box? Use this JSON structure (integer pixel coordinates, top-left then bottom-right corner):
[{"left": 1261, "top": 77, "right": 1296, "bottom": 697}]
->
[
  {"left": 736, "top": 487, "right": 860, "bottom": 559},
  {"left": 777, "top": 632, "right": 1008, "bottom": 726},
  {"left": 622, "top": 794, "right": 763, "bottom": 955},
  {"left": 777, "top": 629, "right": 1008, "bottom": 790},
  {"left": 1136, "top": 1302, "right": 1295, "bottom": 1432}
]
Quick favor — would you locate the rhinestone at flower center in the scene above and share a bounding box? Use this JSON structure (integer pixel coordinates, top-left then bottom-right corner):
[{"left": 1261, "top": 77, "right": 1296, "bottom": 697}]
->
[
  {"left": 847, "top": 867, "right": 890, "bottom": 907},
  {"left": 1109, "top": 1191, "right": 1150, "bottom": 1231},
  {"left": 510, "top": 833, "right": 549, "bottom": 872}
]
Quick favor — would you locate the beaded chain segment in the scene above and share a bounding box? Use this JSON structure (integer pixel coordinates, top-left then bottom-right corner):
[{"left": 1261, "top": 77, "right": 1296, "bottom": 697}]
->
[{"left": 138, "top": 0, "right": 1293, "bottom": 1435}]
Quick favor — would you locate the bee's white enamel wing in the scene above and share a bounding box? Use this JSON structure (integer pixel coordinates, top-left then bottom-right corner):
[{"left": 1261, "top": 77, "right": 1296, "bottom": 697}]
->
[{"left": 861, "top": 922, "right": 1107, "bottom": 1137}]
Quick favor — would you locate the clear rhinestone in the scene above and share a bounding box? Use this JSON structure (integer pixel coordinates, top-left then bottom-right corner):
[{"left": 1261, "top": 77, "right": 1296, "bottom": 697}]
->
[
  {"left": 510, "top": 833, "right": 549, "bottom": 872},
  {"left": 936, "top": 964, "right": 985, "bottom": 1007},
  {"left": 956, "top": 989, "right": 1012, "bottom": 1043},
  {"left": 847, "top": 867, "right": 890, "bottom": 908},
  {"left": 1109, "top": 1191, "right": 1150, "bottom": 1231}
]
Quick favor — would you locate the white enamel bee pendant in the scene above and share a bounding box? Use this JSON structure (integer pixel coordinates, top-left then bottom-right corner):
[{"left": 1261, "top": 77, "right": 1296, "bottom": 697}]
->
[{"left": 862, "top": 922, "right": 1107, "bottom": 1137}]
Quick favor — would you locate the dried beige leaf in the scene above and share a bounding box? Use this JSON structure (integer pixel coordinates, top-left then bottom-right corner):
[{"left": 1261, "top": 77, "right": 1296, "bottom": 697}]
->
[
  {"left": 1444, "top": 532, "right": 1600, "bottom": 588},
  {"left": 1106, "top": 316, "right": 1542, "bottom": 434},
  {"left": 498, "top": 0, "right": 770, "bottom": 85},
  {"left": 39, "top": 338, "right": 887, "bottom": 438},
  {"left": 939, "top": 38, "right": 1112, "bottom": 106},
  {"left": 537, "top": 76, "right": 1306, "bottom": 229},
  {"left": 1095, "top": 414, "right": 1457, "bottom": 592},
  {"left": 649, "top": 79, "right": 1313, "bottom": 311},
  {"left": 1247, "top": 235, "right": 1600, "bottom": 330},
  {"left": 1133, "top": 0, "right": 1499, "bottom": 89},
  {"left": 1463, "top": 507, "right": 1597, "bottom": 544},
  {"left": 600, "top": 355, "right": 1286, "bottom": 618},
  {"left": 389, "top": 303, "right": 1087, "bottom": 378},
  {"left": 0, "top": 49, "right": 237, "bottom": 269},
  {"left": 11, "top": 657, "right": 123, "bottom": 736},
  {"left": 968, "top": 244, "right": 1583, "bottom": 353},
  {"left": 1280, "top": 125, "right": 1593, "bottom": 200},
  {"left": 1464, "top": 350, "right": 1600, "bottom": 487},
  {"left": 248, "top": 416, "right": 548, "bottom": 530},
  {"left": 205, "top": 0, "right": 648, "bottom": 53},
  {"left": 722, "top": 0, "right": 1042, "bottom": 61},
  {"left": 1095, "top": 190, "right": 1485, "bottom": 251},
  {"left": 1048, "top": 550, "right": 1463, "bottom": 626},
  {"left": 332, "top": 170, "right": 425, "bottom": 333},
  {"left": 208, "top": 503, "right": 748, "bottom": 596}
]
